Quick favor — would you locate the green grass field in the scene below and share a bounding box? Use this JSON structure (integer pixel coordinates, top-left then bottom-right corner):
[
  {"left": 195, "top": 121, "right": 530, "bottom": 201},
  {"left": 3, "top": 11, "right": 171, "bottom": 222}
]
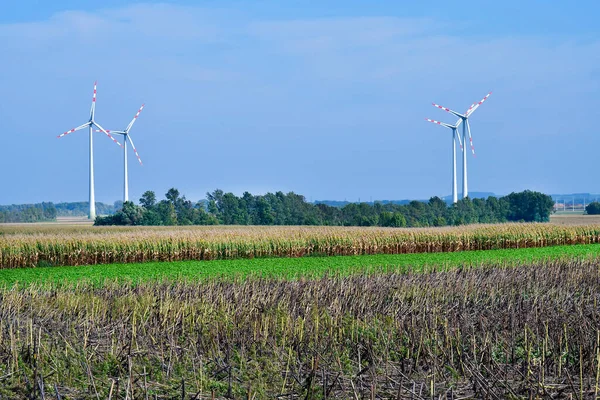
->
[{"left": 2, "top": 242, "right": 599, "bottom": 286}]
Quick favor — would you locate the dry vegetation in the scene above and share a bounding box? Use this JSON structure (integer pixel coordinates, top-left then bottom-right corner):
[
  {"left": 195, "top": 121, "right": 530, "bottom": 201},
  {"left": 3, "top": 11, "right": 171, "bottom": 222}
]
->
[
  {"left": 550, "top": 213, "right": 600, "bottom": 225},
  {"left": 2, "top": 223, "right": 600, "bottom": 268},
  {"left": 0, "top": 260, "right": 599, "bottom": 398}
]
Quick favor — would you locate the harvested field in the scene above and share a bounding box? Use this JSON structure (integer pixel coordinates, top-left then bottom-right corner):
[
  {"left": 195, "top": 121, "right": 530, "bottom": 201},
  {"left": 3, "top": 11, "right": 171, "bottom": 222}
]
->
[
  {"left": 0, "top": 260, "right": 598, "bottom": 398},
  {"left": 550, "top": 213, "right": 600, "bottom": 225},
  {"left": 0, "top": 216, "right": 93, "bottom": 227}
]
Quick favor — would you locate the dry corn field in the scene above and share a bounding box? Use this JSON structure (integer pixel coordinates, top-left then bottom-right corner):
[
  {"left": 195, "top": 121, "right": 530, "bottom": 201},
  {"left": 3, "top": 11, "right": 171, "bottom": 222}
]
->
[
  {"left": 2, "top": 223, "right": 600, "bottom": 268},
  {"left": 0, "top": 260, "right": 599, "bottom": 398}
]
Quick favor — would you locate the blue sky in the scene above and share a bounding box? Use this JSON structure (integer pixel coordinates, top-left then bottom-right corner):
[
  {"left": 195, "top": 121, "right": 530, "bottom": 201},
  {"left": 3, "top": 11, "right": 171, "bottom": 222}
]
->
[{"left": 1, "top": 1, "right": 599, "bottom": 204}]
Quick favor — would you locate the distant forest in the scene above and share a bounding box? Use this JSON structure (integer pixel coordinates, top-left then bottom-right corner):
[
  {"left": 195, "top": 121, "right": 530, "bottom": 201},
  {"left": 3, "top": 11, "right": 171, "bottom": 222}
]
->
[
  {"left": 95, "top": 189, "right": 555, "bottom": 227},
  {"left": 54, "top": 202, "right": 121, "bottom": 217},
  {"left": 0, "top": 201, "right": 120, "bottom": 223},
  {"left": 0, "top": 203, "right": 57, "bottom": 223}
]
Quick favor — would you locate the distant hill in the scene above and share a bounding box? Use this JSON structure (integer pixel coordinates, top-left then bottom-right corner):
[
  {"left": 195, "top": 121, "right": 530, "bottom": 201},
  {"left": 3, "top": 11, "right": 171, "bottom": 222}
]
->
[
  {"left": 316, "top": 192, "right": 498, "bottom": 208},
  {"left": 550, "top": 193, "right": 600, "bottom": 202},
  {"left": 315, "top": 199, "right": 414, "bottom": 207}
]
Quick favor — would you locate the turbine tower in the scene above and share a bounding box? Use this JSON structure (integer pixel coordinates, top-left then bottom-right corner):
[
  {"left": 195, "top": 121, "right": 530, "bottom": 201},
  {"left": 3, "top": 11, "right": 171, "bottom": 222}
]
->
[
  {"left": 425, "top": 118, "right": 463, "bottom": 204},
  {"left": 432, "top": 92, "right": 492, "bottom": 199},
  {"left": 97, "top": 104, "right": 145, "bottom": 202},
  {"left": 57, "top": 82, "right": 123, "bottom": 219}
]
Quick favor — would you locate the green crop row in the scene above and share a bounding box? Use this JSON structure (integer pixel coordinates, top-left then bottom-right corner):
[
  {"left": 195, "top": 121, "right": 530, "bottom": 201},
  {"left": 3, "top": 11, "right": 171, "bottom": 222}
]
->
[{"left": 1, "top": 242, "right": 599, "bottom": 286}]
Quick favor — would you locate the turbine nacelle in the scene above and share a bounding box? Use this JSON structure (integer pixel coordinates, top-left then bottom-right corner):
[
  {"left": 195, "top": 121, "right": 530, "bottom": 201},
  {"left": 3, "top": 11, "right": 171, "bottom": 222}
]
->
[
  {"left": 431, "top": 92, "right": 492, "bottom": 157},
  {"left": 96, "top": 103, "right": 145, "bottom": 166},
  {"left": 427, "top": 91, "right": 492, "bottom": 201},
  {"left": 56, "top": 81, "right": 115, "bottom": 220},
  {"left": 57, "top": 82, "right": 121, "bottom": 147},
  {"left": 432, "top": 103, "right": 466, "bottom": 119},
  {"left": 425, "top": 119, "right": 463, "bottom": 149},
  {"left": 97, "top": 103, "right": 146, "bottom": 203},
  {"left": 465, "top": 92, "right": 492, "bottom": 117}
]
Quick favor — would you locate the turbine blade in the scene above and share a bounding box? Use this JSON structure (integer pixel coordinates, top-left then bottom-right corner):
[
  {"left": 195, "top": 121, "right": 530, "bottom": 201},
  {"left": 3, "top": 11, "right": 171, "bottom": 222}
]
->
[
  {"left": 127, "top": 135, "right": 143, "bottom": 165},
  {"left": 432, "top": 102, "right": 464, "bottom": 118},
  {"left": 125, "top": 104, "right": 145, "bottom": 132},
  {"left": 90, "top": 81, "right": 97, "bottom": 120},
  {"left": 454, "top": 128, "right": 463, "bottom": 150},
  {"left": 425, "top": 118, "right": 453, "bottom": 129},
  {"left": 465, "top": 92, "right": 492, "bottom": 117},
  {"left": 94, "top": 122, "right": 123, "bottom": 148},
  {"left": 95, "top": 129, "right": 127, "bottom": 135},
  {"left": 466, "top": 119, "right": 476, "bottom": 157},
  {"left": 57, "top": 122, "right": 90, "bottom": 138}
]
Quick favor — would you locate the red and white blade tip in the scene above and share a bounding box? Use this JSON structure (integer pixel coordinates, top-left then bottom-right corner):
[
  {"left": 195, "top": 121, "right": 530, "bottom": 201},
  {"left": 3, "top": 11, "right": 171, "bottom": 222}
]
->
[
  {"left": 132, "top": 147, "right": 143, "bottom": 165},
  {"left": 469, "top": 138, "right": 476, "bottom": 156},
  {"left": 425, "top": 118, "right": 442, "bottom": 125},
  {"left": 57, "top": 128, "right": 75, "bottom": 138},
  {"left": 432, "top": 103, "right": 452, "bottom": 113},
  {"left": 466, "top": 92, "right": 492, "bottom": 114},
  {"left": 134, "top": 104, "right": 145, "bottom": 118}
]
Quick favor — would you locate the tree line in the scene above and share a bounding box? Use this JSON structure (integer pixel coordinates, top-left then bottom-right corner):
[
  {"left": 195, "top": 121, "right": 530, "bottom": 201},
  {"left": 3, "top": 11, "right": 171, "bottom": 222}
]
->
[
  {"left": 53, "top": 201, "right": 120, "bottom": 217},
  {"left": 0, "top": 203, "right": 57, "bottom": 223},
  {"left": 0, "top": 201, "right": 120, "bottom": 221},
  {"left": 95, "top": 188, "right": 555, "bottom": 227}
]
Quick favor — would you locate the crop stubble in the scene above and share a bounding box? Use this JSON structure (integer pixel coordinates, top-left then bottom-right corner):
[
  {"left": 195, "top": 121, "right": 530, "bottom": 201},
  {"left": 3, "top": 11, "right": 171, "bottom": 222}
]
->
[{"left": 0, "top": 260, "right": 599, "bottom": 398}]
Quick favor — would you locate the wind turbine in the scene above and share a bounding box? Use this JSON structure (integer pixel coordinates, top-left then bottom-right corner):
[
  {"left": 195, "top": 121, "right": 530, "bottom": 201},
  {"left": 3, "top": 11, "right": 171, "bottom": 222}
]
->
[
  {"left": 97, "top": 104, "right": 145, "bottom": 202},
  {"left": 425, "top": 118, "right": 463, "bottom": 204},
  {"left": 432, "top": 92, "right": 492, "bottom": 199},
  {"left": 57, "top": 82, "right": 123, "bottom": 219}
]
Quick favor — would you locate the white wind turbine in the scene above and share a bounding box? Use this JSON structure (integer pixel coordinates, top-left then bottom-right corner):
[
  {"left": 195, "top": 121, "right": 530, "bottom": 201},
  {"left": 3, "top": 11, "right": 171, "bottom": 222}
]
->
[
  {"left": 432, "top": 92, "right": 492, "bottom": 199},
  {"left": 425, "top": 118, "right": 463, "bottom": 204},
  {"left": 57, "top": 81, "right": 123, "bottom": 219},
  {"left": 98, "top": 104, "right": 145, "bottom": 202}
]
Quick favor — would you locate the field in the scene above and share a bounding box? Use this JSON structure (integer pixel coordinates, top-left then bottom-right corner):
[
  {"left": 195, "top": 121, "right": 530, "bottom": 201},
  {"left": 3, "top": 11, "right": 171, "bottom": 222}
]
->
[
  {"left": 3, "top": 223, "right": 600, "bottom": 268},
  {"left": 0, "top": 257, "right": 599, "bottom": 398},
  {"left": 0, "top": 243, "right": 599, "bottom": 285},
  {"left": 2, "top": 223, "right": 600, "bottom": 398},
  {"left": 550, "top": 213, "right": 600, "bottom": 225}
]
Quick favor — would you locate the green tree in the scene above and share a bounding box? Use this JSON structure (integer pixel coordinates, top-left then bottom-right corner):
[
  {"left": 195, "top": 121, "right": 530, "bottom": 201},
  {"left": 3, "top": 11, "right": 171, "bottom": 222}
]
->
[
  {"left": 220, "top": 193, "right": 245, "bottom": 224},
  {"left": 116, "top": 201, "right": 144, "bottom": 225},
  {"left": 256, "top": 197, "right": 275, "bottom": 225},
  {"left": 586, "top": 202, "right": 600, "bottom": 215},
  {"left": 141, "top": 209, "right": 162, "bottom": 225},
  {"left": 139, "top": 191, "right": 157, "bottom": 209},
  {"left": 94, "top": 201, "right": 144, "bottom": 226},
  {"left": 165, "top": 188, "right": 180, "bottom": 205},
  {"left": 157, "top": 201, "right": 177, "bottom": 225},
  {"left": 504, "top": 190, "right": 554, "bottom": 222}
]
